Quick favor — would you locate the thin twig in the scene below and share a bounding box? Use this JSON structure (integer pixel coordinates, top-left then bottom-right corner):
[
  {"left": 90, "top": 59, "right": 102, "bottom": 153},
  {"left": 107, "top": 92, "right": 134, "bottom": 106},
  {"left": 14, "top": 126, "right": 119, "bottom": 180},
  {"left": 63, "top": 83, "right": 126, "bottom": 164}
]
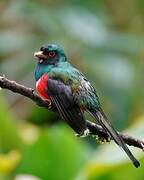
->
[{"left": 0, "top": 75, "right": 144, "bottom": 150}]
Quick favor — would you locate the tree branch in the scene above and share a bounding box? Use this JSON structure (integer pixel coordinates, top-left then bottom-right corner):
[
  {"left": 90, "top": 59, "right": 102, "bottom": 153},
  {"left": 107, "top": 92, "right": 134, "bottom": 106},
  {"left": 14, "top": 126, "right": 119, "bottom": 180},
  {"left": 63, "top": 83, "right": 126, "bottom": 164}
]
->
[{"left": 0, "top": 75, "right": 144, "bottom": 150}]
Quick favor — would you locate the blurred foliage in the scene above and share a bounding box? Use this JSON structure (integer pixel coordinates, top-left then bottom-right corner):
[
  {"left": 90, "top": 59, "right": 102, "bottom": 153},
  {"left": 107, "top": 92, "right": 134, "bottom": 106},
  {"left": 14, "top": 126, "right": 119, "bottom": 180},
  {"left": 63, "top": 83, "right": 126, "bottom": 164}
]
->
[{"left": 0, "top": 0, "right": 144, "bottom": 179}]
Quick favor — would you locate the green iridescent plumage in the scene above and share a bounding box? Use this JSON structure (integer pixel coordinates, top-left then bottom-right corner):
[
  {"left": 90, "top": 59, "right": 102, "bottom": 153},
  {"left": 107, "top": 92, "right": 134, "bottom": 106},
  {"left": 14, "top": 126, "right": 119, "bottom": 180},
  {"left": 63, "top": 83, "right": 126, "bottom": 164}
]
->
[
  {"left": 34, "top": 43, "right": 140, "bottom": 168},
  {"left": 49, "top": 63, "right": 100, "bottom": 110},
  {"left": 35, "top": 44, "right": 100, "bottom": 110}
]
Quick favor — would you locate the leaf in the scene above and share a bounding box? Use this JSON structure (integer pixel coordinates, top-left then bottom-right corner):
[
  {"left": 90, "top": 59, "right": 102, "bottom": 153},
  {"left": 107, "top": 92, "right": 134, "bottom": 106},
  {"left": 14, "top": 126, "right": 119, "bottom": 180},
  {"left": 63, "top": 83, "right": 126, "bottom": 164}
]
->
[
  {"left": 0, "top": 93, "right": 22, "bottom": 152},
  {"left": 76, "top": 116, "right": 144, "bottom": 180},
  {"left": 15, "top": 125, "right": 90, "bottom": 180}
]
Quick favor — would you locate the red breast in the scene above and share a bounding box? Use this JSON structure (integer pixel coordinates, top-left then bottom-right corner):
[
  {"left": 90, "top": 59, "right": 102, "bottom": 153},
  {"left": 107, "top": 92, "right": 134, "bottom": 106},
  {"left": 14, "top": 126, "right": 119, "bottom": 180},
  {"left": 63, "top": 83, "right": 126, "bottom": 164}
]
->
[{"left": 36, "top": 74, "right": 50, "bottom": 100}]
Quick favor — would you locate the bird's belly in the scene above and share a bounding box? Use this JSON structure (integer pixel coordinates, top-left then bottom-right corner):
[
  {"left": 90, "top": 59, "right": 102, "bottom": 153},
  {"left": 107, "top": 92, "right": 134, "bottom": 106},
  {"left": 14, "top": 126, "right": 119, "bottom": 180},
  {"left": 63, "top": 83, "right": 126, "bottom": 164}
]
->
[{"left": 36, "top": 74, "right": 50, "bottom": 100}]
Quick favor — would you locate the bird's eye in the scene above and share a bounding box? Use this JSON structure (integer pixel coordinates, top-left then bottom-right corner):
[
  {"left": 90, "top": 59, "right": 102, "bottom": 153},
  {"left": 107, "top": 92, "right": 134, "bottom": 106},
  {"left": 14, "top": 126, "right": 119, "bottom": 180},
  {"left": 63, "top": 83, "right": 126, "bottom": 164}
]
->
[
  {"left": 40, "top": 47, "right": 45, "bottom": 51},
  {"left": 48, "top": 51, "right": 56, "bottom": 58}
]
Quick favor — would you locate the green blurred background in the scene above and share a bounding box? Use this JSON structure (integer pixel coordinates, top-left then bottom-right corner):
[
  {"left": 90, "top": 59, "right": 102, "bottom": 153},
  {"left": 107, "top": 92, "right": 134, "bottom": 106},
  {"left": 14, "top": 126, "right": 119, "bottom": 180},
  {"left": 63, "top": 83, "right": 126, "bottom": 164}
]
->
[{"left": 0, "top": 0, "right": 144, "bottom": 179}]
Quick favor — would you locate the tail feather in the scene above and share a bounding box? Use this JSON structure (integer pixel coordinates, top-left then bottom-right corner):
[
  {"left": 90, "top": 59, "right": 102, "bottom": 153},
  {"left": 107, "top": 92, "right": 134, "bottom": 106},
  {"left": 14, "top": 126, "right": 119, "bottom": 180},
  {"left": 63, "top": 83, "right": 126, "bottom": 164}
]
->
[{"left": 90, "top": 108, "right": 140, "bottom": 168}]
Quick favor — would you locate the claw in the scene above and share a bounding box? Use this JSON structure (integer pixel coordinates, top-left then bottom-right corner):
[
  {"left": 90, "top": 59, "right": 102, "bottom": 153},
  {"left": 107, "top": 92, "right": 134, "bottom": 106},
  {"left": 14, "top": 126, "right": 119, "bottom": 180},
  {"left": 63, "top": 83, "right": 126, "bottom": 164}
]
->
[
  {"left": 36, "top": 99, "right": 52, "bottom": 109},
  {"left": 75, "top": 128, "right": 90, "bottom": 138},
  {"left": 45, "top": 99, "right": 52, "bottom": 109}
]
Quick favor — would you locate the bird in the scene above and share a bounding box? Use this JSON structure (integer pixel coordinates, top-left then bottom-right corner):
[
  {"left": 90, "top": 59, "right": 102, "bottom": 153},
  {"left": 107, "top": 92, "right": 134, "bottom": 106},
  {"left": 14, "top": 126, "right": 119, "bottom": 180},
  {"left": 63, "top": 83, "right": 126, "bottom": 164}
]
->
[{"left": 34, "top": 43, "right": 140, "bottom": 168}]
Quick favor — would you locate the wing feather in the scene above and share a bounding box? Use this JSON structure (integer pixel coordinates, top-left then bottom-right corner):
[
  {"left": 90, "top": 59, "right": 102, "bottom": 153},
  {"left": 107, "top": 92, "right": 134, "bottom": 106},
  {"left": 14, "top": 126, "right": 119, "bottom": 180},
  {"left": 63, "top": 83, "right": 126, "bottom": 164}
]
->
[{"left": 47, "top": 77, "right": 87, "bottom": 135}]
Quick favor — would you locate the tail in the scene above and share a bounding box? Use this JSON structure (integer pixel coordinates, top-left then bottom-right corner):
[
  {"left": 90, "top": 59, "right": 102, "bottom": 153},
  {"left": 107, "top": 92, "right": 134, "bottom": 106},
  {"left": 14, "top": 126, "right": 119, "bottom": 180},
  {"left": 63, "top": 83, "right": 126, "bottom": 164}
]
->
[{"left": 90, "top": 108, "right": 140, "bottom": 168}]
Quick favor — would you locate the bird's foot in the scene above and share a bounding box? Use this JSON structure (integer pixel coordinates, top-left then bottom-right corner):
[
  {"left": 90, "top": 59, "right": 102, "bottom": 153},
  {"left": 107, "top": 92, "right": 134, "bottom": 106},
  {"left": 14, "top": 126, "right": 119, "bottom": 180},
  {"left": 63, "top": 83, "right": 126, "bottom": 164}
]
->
[
  {"left": 45, "top": 99, "right": 52, "bottom": 109},
  {"left": 36, "top": 99, "right": 52, "bottom": 109},
  {"left": 75, "top": 128, "right": 90, "bottom": 138}
]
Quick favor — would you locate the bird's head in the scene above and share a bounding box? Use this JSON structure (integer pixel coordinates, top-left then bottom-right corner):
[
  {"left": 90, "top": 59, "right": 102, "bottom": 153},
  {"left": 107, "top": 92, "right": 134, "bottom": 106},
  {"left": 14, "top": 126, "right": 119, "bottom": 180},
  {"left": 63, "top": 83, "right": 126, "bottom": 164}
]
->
[{"left": 34, "top": 44, "right": 67, "bottom": 66}]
